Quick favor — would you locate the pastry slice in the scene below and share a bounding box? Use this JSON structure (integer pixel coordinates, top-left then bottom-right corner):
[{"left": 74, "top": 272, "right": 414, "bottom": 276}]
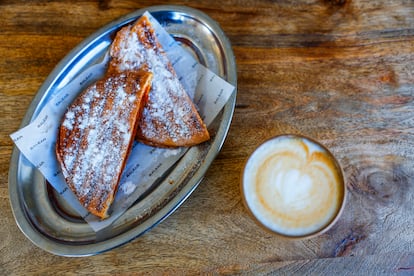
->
[
  {"left": 56, "top": 70, "right": 153, "bottom": 219},
  {"left": 108, "top": 15, "right": 210, "bottom": 148}
]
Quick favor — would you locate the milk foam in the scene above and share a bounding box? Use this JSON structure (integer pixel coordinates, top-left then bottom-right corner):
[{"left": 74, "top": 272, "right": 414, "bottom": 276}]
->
[
  {"left": 275, "top": 169, "right": 312, "bottom": 209},
  {"left": 243, "top": 135, "right": 344, "bottom": 237}
]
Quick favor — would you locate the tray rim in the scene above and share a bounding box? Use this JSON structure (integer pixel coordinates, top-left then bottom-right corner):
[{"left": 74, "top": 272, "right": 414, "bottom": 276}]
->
[{"left": 8, "top": 5, "right": 237, "bottom": 257}]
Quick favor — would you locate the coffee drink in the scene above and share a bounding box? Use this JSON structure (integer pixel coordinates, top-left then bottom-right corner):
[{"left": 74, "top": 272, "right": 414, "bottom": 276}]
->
[{"left": 241, "top": 135, "right": 345, "bottom": 238}]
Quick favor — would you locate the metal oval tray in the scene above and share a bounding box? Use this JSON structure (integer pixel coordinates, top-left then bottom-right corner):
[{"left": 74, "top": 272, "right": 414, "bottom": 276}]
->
[{"left": 8, "top": 5, "right": 237, "bottom": 256}]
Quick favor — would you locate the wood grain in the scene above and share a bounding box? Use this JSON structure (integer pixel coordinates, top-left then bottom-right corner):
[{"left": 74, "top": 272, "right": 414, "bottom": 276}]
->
[{"left": 1, "top": 0, "right": 414, "bottom": 274}]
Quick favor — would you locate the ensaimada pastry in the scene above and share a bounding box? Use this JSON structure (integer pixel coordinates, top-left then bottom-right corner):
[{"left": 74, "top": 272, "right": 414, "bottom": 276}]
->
[
  {"left": 56, "top": 70, "right": 153, "bottom": 218},
  {"left": 109, "top": 15, "right": 210, "bottom": 148}
]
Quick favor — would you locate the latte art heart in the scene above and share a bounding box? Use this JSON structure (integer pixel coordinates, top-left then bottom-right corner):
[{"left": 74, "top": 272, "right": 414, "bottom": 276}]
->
[
  {"left": 242, "top": 135, "right": 345, "bottom": 237},
  {"left": 273, "top": 169, "right": 313, "bottom": 210}
]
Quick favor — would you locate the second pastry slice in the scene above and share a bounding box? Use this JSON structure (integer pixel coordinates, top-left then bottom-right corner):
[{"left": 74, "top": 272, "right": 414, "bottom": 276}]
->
[{"left": 109, "top": 15, "right": 210, "bottom": 148}]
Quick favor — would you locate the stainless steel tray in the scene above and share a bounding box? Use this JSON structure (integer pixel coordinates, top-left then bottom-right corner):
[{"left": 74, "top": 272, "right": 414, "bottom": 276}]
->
[{"left": 8, "top": 5, "right": 237, "bottom": 256}]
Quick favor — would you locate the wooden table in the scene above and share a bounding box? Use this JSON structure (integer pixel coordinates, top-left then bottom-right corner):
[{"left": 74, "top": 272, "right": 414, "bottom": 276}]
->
[{"left": 1, "top": 0, "right": 413, "bottom": 274}]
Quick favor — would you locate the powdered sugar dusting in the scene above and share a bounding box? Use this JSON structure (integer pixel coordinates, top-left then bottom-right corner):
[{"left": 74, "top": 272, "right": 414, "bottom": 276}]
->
[
  {"left": 120, "top": 181, "right": 136, "bottom": 195},
  {"left": 58, "top": 73, "right": 145, "bottom": 216},
  {"left": 110, "top": 15, "right": 207, "bottom": 146}
]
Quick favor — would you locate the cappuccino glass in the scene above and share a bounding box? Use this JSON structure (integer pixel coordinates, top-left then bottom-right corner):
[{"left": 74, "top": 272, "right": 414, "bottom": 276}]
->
[{"left": 241, "top": 134, "right": 346, "bottom": 239}]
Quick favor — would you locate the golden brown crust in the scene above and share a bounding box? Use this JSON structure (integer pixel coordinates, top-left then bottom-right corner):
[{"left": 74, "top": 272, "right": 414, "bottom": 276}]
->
[
  {"left": 109, "top": 15, "right": 210, "bottom": 148},
  {"left": 56, "top": 70, "right": 153, "bottom": 219}
]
